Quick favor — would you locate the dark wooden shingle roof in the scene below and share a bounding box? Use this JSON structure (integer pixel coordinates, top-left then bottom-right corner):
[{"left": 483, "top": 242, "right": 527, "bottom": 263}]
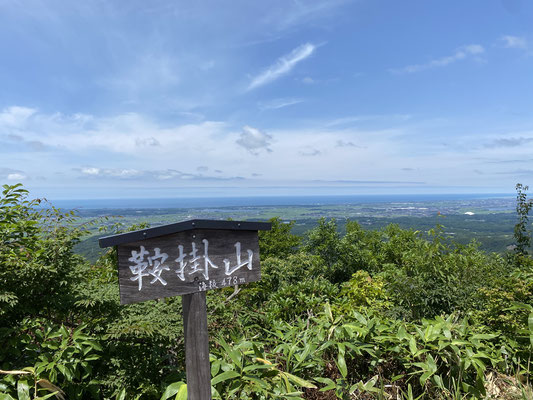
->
[{"left": 98, "top": 219, "right": 271, "bottom": 248}]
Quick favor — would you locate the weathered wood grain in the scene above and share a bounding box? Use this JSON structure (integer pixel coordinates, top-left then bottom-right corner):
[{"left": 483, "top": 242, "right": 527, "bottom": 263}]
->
[
  {"left": 183, "top": 292, "right": 211, "bottom": 400},
  {"left": 116, "top": 229, "right": 261, "bottom": 304}
]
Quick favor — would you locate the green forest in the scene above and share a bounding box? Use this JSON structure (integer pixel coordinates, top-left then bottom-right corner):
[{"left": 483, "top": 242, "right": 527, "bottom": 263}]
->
[{"left": 1, "top": 183, "right": 532, "bottom": 400}]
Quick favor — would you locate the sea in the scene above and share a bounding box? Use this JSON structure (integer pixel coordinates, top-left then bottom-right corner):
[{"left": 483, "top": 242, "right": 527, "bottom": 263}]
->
[{"left": 50, "top": 193, "right": 514, "bottom": 210}]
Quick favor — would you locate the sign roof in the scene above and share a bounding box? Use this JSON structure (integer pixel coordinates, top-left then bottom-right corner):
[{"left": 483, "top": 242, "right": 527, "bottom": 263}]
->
[{"left": 99, "top": 219, "right": 271, "bottom": 248}]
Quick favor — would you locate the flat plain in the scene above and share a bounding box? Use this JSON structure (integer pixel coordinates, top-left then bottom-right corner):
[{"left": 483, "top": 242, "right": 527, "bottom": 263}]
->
[{"left": 72, "top": 196, "right": 518, "bottom": 261}]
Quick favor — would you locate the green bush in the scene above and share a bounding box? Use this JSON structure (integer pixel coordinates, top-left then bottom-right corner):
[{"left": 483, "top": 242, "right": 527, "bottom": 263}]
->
[
  {"left": 0, "top": 318, "right": 102, "bottom": 399},
  {"left": 2, "top": 184, "right": 533, "bottom": 399},
  {"left": 335, "top": 270, "right": 390, "bottom": 314},
  {"left": 258, "top": 217, "right": 301, "bottom": 259},
  {"left": 0, "top": 184, "right": 85, "bottom": 322}
]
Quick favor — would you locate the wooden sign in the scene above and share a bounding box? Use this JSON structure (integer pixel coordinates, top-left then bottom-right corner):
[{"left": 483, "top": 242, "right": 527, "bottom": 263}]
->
[
  {"left": 116, "top": 229, "right": 260, "bottom": 304},
  {"left": 99, "top": 219, "right": 271, "bottom": 400},
  {"left": 100, "top": 220, "right": 270, "bottom": 305}
]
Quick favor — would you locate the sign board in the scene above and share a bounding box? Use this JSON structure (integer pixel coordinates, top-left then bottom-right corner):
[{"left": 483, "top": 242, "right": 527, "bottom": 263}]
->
[
  {"left": 99, "top": 219, "right": 270, "bottom": 304},
  {"left": 99, "top": 219, "right": 271, "bottom": 400}
]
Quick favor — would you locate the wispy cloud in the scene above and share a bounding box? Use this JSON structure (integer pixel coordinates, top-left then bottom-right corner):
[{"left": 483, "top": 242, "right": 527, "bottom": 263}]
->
[
  {"left": 100, "top": 53, "right": 181, "bottom": 98},
  {"left": 390, "top": 44, "right": 484, "bottom": 74},
  {"left": 76, "top": 167, "right": 244, "bottom": 181},
  {"left": 495, "top": 169, "right": 533, "bottom": 175},
  {"left": 247, "top": 43, "right": 316, "bottom": 90},
  {"left": 311, "top": 179, "right": 425, "bottom": 185},
  {"left": 4, "top": 134, "right": 47, "bottom": 151},
  {"left": 273, "top": 0, "right": 349, "bottom": 32},
  {"left": 299, "top": 147, "right": 321, "bottom": 156},
  {"left": 258, "top": 98, "right": 304, "bottom": 110},
  {"left": 500, "top": 35, "right": 528, "bottom": 49},
  {"left": 325, "top": 114, "right": 412, "bottom": 127},
  {"left": 336, "top": 140, "right": 362, "bottom": 148},
  {"left": 485, "top": 136, "right": 533, "bottom": 148},
  {"left": 483, "top": 158, "right": 533, "bottom": 164}
]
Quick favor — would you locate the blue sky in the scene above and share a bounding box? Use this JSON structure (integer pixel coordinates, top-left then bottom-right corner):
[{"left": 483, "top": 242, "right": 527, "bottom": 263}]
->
[{"left": 1, "top": 0, "right": 533, "bottom": 199}]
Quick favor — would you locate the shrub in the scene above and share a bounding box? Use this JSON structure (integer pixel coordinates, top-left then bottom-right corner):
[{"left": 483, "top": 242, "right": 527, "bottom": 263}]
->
[
  {"left": 0, "top": 184, "right": 85, "bottom": 322},
  {"left": 258, "top": 217, "right": 301, "bottom": 259},
  {"left": 335, "top": 270, "right": 390, "bottom": 314}
]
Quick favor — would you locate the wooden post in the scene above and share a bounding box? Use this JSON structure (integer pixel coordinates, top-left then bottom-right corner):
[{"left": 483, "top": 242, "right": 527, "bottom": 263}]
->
[{"left": 182, "top": 291, "right": 212, "bottom": 400}]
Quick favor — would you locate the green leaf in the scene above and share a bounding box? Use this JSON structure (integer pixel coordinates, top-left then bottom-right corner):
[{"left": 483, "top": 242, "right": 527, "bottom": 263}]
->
[
  {"left": 397, "top": 325, "right": 407, "bottom": 340},
  {"left": 211, "top": 360, "right": 221, "bottom": 377},
  {"left": 17, "top": 380, "right": 30, "bottom": 400},
  {"left": 211, "top": 371, "right": 240, "bottom": 386},
  {"left": 56, "top": 364, "right": 71, "bottom": 380},
  {"left": 242, "top": 364, "right": 273, "bottom": 372},
  {"left": 433, "top": 374, "right": 444, "bottom": 389},
  {"left": 420, "top": 370, "right": 433, "bottom": 385},
  {"left": 409, "top": 337, "right": 417, "bottom": 355},
  {"left": 242, "top": 375, "right": 269, "bottom": 388},
  {"left": 283, "top": 372, "right": 317, "bottom": 389},
  {"left": 391, "top": 374, "right": 404, "bottom": 382},
  {"left": 426, "top": 354, "right": 437, "bottom": 373},
  {"left": 336, "top": 352, "right": 347, "bottom": 379},
  {"left": 227, "top": 350, "right": 242, "bottom": 370},
  {"left": 175, "top": 384, "right": 187, "bottom": 400},
  {"left": 470, "top": 334, "right": 498, "bottom": 340},
  {"left": 116, "top": 388, "right": 126, "bottom": 400},
  {"left": 314, "top": 377, "right": 336, "bottom": 391},
  {"left": 362, "top": 375, "right": 379, "bottom": 392},
  {"left": 324, "top": 303, "right": 333, "bottom": 322},
  {"left": 353, "top": 311, "right": 367, "bottom": 325},
  {"left": 160, "top": 382, "right": 186, "bottom": 400}
]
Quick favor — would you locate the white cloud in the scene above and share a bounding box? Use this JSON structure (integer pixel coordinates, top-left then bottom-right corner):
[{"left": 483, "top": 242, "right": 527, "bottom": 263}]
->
[
  {"left": 0, "top": 107, "right": 410, "bottom": 186},
  {"left": 247, "top": 43, "right": 316, "bottom": 90},
  {"left": 135, "top": 137, "right": 161, "bottom": 147},
  {"left": 79, "top": 167, "right": 154, "bottom": 179},
  {"left": 7, "top": 173, "right": 27, "bottom": 180},
  {"left": 0, "top": 106, "right": 37, "bottom": 126},
  {"left": 81, "top": 167, "right": 100, "bottom": 175},
  {"left": 77, "top": 166, "right": 244, "bottom": 181},
  {"left": 500, "top": 35, "right": 528, "bottom": 49},
  {"left": 236, "top": 125, "right": 273, "bottom": 154},
  {"left": 390, "top": 44, "right": 485, "bottom": 74},
  {"left": 7, "top": 105, "right": 531, "bottom": 193},
  {"left": 0, "top": 167, "right": 27, "bottom": 181},
  {"left": 0, "top": 108, "right": 229, "bottom": 156}
]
